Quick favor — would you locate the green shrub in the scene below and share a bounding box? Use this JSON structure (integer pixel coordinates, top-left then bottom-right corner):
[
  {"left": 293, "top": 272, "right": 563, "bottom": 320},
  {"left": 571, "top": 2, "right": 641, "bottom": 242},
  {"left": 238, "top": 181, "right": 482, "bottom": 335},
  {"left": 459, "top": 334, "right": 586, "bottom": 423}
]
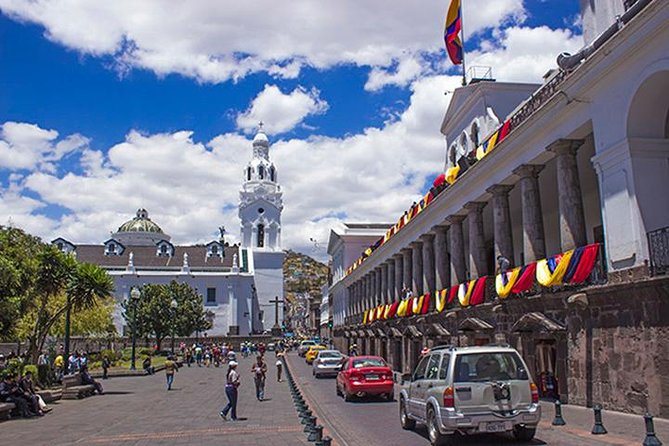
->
[{"left": 23, "top": 364, "right": 38, "bottom": 377}]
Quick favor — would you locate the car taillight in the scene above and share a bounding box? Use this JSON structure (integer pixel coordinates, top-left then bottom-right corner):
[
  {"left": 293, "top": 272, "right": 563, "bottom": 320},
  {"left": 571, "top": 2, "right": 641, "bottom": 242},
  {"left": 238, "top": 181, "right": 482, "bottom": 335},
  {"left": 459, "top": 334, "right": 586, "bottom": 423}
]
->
[
  {"left": 530, "top": 383, "right": 539, "bottom": 403},
  {"left": 350, "top": 372, "right": 363, "bottom": 381},
  {"left": 443, "top": 386, "right": 455, "bottom": 408}
]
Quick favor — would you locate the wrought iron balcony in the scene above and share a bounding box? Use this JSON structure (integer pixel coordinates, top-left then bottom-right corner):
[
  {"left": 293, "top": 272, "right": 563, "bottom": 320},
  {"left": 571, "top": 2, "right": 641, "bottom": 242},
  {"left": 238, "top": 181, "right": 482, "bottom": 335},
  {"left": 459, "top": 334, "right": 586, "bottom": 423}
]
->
[{"left": 648, "top": 227, "right": 669, "bottom": 276}]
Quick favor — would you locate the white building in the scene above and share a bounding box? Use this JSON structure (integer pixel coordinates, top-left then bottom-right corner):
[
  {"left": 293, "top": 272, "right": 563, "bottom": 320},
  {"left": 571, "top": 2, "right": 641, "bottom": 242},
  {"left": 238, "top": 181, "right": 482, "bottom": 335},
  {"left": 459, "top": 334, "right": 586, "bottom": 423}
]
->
[
  {"left": 330, "top": 0, "right": 669, "bottom": 415},
  {"left": 53, "top": 127, "right": 285, "bottom": 337}
]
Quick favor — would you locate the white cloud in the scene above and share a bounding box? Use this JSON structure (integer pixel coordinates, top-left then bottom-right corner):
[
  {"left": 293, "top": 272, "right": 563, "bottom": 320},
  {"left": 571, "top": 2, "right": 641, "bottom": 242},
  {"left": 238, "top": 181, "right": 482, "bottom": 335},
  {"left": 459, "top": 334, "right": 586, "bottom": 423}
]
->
[
  {"left": 236, "top": 85, "right": 328, "bottom": 135},
  {"left": 0, "top": 0, "right": 526, "bottom": 88},
  {"left": 0, "top": 122, "right": 88, "bottom": 171}
]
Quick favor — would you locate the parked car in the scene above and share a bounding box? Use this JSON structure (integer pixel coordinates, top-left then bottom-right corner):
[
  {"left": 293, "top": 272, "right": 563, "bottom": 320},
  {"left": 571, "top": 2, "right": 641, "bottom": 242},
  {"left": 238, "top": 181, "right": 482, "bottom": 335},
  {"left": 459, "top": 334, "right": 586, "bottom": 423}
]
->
[
  {"left": 298, "top": 340, "right": 317, "bottom": 357},
  {"left": 267, "top": 343, "right": 276, "bottom": 352},
  {"left": 398, "top": 345, "right": 541, "bottom": 446},
  {"left": 312, "top": 350, "right": 345, "bottom": 378},
  {"left": 305, "top": 345, "right": 327, "bottom": 364},
  {"left": 336, "top": 355, "right": 394, "bottom": 402}
]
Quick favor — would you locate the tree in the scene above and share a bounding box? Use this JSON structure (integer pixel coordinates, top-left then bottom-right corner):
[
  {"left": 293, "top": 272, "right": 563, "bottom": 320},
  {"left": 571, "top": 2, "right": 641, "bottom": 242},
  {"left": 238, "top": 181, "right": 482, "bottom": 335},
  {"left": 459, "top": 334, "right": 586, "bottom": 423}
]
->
[{"left": 122, "top": 281, "right": 214, "bottom": 350}]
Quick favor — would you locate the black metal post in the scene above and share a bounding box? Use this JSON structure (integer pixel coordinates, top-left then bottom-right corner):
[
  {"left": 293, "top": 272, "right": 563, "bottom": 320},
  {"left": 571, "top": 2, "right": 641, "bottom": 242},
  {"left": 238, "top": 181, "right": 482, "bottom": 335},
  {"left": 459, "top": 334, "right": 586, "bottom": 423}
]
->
[
  {"left": 643, "top": 413, "right": 663, "bottom": 446},
  {"left": 552, "top": 400, "right": 566, "bottom": 426},
  {"left": 591, "top": 404, "right": 607, "bottom": 435},
  {"left": 63, "top": 295, "right": 72, "bottom": 375},
  {"left": 130, "top": 299, "right": 137, "bottom": 371}
]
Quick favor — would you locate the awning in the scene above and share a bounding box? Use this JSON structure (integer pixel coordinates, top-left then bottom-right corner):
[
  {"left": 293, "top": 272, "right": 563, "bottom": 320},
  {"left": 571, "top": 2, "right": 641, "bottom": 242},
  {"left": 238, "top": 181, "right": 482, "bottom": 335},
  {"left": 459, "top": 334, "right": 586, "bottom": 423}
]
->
[
  {"left": 387, "top": 327, "right": 403, "bottom": 338},
  {"left": 403, "top": 325, "right": 423, "bottom": 338},
  {"left": 365, "top": 329, "right": 375, "bottom": 338},
  {"left": 511, "top": 312, "right": 566, "bottom": 333},
  {"left": 458, "top": 317, "right": 494, "bottom": 332},
  {"left": 374, "top": 328, "right": 387, "bottom": 338},
  {"left": 425, "top": 323, "right": 450, "bottom": 337}
]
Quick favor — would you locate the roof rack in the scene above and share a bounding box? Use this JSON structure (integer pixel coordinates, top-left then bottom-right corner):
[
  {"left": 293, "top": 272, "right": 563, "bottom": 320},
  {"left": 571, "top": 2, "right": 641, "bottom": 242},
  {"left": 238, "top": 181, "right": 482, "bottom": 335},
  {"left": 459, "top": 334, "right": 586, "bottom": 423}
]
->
[{"left": 429, "top": 344, "right": 456, "bottom": 351}]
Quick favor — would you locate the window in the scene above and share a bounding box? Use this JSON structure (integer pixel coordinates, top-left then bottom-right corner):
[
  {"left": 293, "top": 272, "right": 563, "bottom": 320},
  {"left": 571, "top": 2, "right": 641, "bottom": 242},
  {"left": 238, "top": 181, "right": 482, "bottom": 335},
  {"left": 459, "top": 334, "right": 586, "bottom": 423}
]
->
[
  {"left": 247, "top": 167, "right": 251, "bottom": 181},
  {"left": 211, "top": 244, "right": 218, "bottom": 254},
  {"left": 454, "top": 352, "right": 529, "bottom": 383},
  {"left": 439, "top": 354, "right": 450, "bottom": 380},
  {"left": 425, "top": 354, "right": 441, "bottom": 380},
  {"left": 270, "top": 166, "right": 275, "bottom": 181},
  {"left": 160, "top": 244, "right": 168, "bottom": 254},
  {"left": 108, "top": 243, "right": 116, "bottom": 254},
  {"left": 257, "top": 224, "right": 265, "bottom": 248},
  {"left": 206, "top": 287, "right": 216, "bottom": 303},
  {"left": 57, "top": 242, "right": 64, "bottom": 250},
  {"left": 412, "top": 355, "right": 430, "bottom": 381},
  {"left": 258, "top": 165, "right": 264, "bottom": 179}
]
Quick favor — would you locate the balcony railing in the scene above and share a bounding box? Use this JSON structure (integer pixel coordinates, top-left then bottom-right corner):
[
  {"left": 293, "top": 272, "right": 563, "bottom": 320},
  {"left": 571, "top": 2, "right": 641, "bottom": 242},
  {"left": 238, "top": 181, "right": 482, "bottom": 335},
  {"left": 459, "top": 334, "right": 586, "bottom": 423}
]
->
[{"left": 648, "top": 227, "right": 669, "bottom": 276}]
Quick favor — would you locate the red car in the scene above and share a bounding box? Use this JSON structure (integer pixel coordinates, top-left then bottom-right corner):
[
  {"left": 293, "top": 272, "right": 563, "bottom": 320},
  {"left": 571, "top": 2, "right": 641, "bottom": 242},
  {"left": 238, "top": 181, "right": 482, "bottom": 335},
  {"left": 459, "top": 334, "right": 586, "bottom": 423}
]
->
[{"left": 335, "top": 356, "right": 394, "bottom": 401}]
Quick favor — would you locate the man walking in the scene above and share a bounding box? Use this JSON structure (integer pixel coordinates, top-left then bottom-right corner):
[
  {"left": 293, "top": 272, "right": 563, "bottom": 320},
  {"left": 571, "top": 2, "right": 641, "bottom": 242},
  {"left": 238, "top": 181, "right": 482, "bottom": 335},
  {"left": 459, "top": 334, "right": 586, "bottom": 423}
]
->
[
  {"left": 220, "top": 361, "right": 240, "bottom": 421},
  {"left": 275, "top": 351, "right": 284, "bottom": 382},
  {"left": 251, "top": 355, "right": 267, "bottom": 401},
  {"left": 165, "top": 354, "right": 178, "bottom": 390}
]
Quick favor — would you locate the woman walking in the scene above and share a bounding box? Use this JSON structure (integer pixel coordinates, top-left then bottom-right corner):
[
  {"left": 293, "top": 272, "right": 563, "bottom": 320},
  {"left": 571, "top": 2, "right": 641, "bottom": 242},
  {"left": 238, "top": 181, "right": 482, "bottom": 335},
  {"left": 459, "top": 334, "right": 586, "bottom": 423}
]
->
[
  {"left": 275, "top": 351, "right": 284, "bottom": 382},
  {"left": 251, "top": 355, "right": 267, "bottom": 401},
  {"left": 220, "top": 361, "right": 240, "bottom": 421}
]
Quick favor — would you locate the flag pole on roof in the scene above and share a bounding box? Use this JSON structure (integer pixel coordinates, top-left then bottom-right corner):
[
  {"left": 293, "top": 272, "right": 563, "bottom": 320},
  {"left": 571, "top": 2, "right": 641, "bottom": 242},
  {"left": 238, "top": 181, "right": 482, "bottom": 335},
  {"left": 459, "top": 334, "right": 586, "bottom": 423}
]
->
[{"left": 444, "top": 0, "right": 466, "bottom": 86}]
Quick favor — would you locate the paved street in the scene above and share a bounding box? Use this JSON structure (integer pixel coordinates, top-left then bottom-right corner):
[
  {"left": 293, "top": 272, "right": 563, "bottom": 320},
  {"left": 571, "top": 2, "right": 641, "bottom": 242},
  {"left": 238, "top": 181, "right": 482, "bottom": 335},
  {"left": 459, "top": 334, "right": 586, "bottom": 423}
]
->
[
  {"left": 1, "top": 355, "right": 309, "bottom": 446},
  {"left": 285, "top": 353, "right": 669, "bottom": 446}
]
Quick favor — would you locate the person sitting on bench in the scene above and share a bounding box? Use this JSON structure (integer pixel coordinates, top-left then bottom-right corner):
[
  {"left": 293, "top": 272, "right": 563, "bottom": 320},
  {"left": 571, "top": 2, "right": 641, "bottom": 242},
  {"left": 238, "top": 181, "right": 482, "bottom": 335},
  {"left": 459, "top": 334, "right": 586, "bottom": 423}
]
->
[
  {"left": 0, "top": 372, "right": 38, "bottom": 418},
  {"left": 80, "top": 366, "right": 104, "bottom": 394}
]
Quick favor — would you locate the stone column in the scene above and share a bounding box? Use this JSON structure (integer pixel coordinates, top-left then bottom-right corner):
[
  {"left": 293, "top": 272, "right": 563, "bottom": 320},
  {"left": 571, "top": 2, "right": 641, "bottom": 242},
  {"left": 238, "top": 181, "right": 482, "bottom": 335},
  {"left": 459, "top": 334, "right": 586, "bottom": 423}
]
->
[
  {"left": 548, "top": 139, "right": 587, "bottom": 251},
  {"left": 375, "top": 267, "right": 383, "bottom": 305},
  {"left": 381, "top": 263, "right": 389, "bottom": 304},
  {"left": 465, "top": 202, "right": 488, "bottom": 278},
  {"left": 394, "top": 254, "right": 403, "bottom": 300},
  {"left": 402, "top": 248, "right": 412, "bottom": 295},
  {"left": 421, "top": 234, "right": 436, "bottom": 295},
  {"left": 513, "top": 164, "right": 546, "bottom": 262},
  {"left": 434, "top": 226, "right": 450, "bottom": 290},
  {"left": 369, "top": 272, "right": 376, "bottom": 309},
  {"left": 487, "top": 184, "right": 515, "bottom": 267},
  {"left": 387, "top": 260, "right": 395, "bottom": 303},
  {"left": 411, "top": 241, "right": 424, "bottom": 296},
  {"left": 448, "top": 215, "right": 466, "bottom": 285}
]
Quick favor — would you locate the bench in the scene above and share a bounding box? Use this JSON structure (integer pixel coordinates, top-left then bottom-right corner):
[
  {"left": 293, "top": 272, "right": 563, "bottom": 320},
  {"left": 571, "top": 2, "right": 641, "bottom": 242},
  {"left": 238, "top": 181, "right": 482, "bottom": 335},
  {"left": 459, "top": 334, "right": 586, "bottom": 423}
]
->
[
  {"left": 62, "top": 374, "right": 96, "bottom": 400},
  {"left": 0, "top": 402, "right": 16, "bottom": 421}
]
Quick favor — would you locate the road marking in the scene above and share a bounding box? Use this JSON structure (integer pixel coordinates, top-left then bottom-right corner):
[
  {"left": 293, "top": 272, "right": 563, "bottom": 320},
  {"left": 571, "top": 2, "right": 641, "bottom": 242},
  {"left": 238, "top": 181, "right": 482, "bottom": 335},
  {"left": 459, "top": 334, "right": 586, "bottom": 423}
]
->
[{"left": 84, "top": 425, "right": 303, "bottom": 443}]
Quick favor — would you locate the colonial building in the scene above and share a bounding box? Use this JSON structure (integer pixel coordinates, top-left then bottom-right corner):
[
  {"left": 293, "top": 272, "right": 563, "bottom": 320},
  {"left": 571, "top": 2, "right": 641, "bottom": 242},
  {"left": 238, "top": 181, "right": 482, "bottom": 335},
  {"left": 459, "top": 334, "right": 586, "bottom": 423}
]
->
[
  {"left": 53, "top": 127, "right": 285, "bottom": 337},
  {"left": 330, "top": 0, "right": 669, "bottom": 416}
]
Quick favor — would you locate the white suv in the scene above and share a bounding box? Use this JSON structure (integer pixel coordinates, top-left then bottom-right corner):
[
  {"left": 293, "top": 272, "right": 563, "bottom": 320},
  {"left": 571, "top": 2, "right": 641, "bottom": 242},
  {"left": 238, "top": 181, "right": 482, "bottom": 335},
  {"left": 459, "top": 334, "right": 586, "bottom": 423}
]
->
[{"left": 399, "top": 345, "right": 541, "bottom": 445}]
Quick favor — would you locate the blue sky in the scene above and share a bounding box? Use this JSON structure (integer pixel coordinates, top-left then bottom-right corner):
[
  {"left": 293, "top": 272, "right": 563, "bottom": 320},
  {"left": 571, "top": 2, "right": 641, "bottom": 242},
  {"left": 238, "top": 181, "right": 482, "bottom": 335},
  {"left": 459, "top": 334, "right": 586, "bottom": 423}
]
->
[{"left": 0, "top": 0, "right": 582, "bottom": 257}]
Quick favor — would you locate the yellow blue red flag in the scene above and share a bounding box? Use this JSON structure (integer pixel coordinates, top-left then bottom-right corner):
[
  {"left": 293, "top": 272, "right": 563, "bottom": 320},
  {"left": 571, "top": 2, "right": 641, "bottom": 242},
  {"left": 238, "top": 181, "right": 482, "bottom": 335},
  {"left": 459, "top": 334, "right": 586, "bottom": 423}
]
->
[{"left": 445, "top": 0, "right": 463, "bottom": 65}]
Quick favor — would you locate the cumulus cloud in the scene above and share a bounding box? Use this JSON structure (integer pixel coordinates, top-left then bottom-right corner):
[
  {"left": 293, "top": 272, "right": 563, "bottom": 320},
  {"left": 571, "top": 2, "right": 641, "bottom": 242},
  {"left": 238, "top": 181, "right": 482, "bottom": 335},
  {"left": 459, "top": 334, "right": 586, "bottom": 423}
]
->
[
  {"left": 0, "top": 122, "right": 88, "bottom": 171},
  {"left": 0, "top": 0, "right": 526, "bottom": 89},
  {"left": 236, "top": 85, "right": 329, "bottom": 135}
]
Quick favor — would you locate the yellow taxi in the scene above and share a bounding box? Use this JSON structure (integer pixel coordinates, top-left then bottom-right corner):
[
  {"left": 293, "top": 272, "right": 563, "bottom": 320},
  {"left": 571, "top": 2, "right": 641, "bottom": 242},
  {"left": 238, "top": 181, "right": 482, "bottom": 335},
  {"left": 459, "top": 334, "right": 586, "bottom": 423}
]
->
[{"left": 305, "top": 345, "right": 327, "bottom": 364}]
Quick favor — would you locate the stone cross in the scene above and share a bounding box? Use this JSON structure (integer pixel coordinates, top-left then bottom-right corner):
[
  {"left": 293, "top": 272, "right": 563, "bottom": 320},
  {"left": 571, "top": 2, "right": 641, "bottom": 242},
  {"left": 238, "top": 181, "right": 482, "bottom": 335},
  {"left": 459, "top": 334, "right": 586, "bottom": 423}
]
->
[{"left": 269, "top": 296, "right": 283, "bottom": 327}]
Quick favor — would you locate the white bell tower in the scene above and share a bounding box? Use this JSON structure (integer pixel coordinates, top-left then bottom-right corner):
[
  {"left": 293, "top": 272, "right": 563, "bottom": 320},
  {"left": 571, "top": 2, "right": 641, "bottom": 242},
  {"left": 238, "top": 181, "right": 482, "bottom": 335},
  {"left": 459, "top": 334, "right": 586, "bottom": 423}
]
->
[{"left": 239, "top": 123, "right": 283, "bottom": 251}]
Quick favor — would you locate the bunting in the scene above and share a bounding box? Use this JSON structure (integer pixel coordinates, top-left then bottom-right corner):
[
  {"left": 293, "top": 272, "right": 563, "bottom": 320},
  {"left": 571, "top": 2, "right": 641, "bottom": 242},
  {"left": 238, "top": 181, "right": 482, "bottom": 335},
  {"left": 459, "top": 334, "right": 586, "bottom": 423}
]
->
[
  {"left": 469, "top": 277, "right": 487, "bottom": 306},
  {"left": 436, "top": 289, "right": 448, "bottom": 312},
  {"left": 458, "top": 280, "right": 475, "bottom": 307},
  {"left": 536, "top": 249, "right": 575, "bottom": 287},
  {"left": 421, "top": 293, "right": 431, "bottom": 314},
  {"left": 496, "top": 266, "right": 522, "bottom": 299},
  {"left": 512, "top": 262, "right": 537, "bottom": 294},
  {"left": 411, "top": 296, "right": 423, "bottom": 315},
  {"left": 563, "top": 244, "right": 599, "bottom": 284},
  {"left": 446, "top": 165, "right": 461, "bottom": 185},
  {"left": 386, "top": 301, "right": 399, "bottom": 319},
  {"left": 362, "top": 310, "right": 369, "bottom": 325},
  {"left": 447, "top": 285, "right": 459, "bottom": 304}
]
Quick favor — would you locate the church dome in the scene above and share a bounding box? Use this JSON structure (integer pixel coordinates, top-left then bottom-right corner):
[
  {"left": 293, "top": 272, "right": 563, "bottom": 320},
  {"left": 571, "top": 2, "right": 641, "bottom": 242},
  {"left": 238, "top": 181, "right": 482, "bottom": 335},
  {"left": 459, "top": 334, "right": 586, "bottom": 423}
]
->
[
  {"left": 117, "top": 209, "right": 164, "bottom": 234},
  {"left": 253, "top": 131, "right": 269, "bottom": 146}
]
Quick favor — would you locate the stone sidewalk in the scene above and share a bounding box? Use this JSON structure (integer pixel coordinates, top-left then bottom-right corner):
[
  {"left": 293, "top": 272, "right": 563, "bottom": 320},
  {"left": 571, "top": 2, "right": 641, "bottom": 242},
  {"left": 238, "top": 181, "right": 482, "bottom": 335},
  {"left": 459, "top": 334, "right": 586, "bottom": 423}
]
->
[
  {"left": 1, "top": 355, "right": 309, "bottom": 446},
  {"left": 538, "top": 400, "right": 669, "bottom": 445}
]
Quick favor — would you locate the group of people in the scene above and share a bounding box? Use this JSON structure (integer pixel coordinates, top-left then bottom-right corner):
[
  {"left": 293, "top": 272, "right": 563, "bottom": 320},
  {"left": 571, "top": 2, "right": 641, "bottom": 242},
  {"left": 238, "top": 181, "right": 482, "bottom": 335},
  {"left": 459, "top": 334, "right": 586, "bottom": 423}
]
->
[
  {"left": 183, "top": 342, "right": 237, "bottom": 367},
  {"left": 0, "top": 370, "right": 50, "bottom": 418},
  {"left": 219, "top": 349, "right": 285, "bottom": 421}
]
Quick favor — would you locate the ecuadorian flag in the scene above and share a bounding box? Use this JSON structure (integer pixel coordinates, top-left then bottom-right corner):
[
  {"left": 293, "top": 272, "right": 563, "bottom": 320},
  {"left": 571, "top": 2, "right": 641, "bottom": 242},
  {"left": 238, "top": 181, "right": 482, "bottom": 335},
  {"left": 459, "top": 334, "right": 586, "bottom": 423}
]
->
[{"left": 444, "top": 0, "right": 463, "bottom": 65}]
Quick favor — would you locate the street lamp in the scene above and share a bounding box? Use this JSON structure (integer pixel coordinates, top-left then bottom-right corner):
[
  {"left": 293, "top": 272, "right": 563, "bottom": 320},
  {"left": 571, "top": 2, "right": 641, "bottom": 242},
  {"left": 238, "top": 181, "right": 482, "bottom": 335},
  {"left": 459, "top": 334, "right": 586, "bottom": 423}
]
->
[
  {"left": 170, "top": 298, "right": 178, "bottom": 354},
  {"left": 129, "top": 287, "right": 140, "bottom": 371}
]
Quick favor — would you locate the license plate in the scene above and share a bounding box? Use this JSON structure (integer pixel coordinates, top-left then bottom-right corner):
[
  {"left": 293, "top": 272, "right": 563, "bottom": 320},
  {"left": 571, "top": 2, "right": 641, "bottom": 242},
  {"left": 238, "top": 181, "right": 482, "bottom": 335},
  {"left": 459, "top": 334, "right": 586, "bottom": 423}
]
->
[
  {"left": 483, "top": 422, "right": 508, "bottom": 432},
  {"left": 366, "top": 374, "right": 379, "bottom": 380}
]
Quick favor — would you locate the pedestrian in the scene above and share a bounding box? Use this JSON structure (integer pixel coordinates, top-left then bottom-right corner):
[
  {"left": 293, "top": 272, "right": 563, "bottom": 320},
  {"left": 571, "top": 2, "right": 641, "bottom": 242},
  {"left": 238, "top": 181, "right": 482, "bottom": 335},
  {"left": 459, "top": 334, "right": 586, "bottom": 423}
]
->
[
  {"left": 251, "top": 355, "right": 268, "bottom": 401},
  {"left": 275, "top": 351, "right": 284, "bottom": 382},
  {"left": 102, "top": 355, "right": 111, "bottom": 380},
  {"left": 220, "top": 361, "right": 240, "bottom": 421},
  {"left": 165, "top": 354, "right": 178, "bottom": 390}
]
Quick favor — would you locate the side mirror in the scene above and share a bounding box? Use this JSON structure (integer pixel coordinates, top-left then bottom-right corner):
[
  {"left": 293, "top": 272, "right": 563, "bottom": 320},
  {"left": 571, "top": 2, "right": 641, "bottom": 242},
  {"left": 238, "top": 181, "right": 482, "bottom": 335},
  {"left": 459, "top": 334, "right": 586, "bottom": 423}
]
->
[{"left": 401, "top": 373, "right": 412, "bottom": 383}]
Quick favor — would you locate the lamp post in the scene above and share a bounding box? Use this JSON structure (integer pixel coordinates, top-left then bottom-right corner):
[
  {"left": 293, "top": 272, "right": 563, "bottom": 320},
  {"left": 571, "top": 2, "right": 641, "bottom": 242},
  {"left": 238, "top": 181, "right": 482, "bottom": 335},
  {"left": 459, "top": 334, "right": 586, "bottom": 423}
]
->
[
  {"left": 63, "top": 294, "right": 72, "bottom": 375},
  {"left": 170, "top": 298, "right": 178, "bottom": 354},
  {"left": 129, "top": 287, "right": 140, "bottom": 371}
]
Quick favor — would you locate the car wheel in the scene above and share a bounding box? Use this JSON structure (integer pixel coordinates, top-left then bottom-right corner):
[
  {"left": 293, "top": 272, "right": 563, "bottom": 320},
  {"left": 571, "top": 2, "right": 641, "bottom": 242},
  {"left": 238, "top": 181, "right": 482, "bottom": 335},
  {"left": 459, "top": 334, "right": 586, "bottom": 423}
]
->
[
  {"left": 399, "top": 398, "right": 416, "bottom": 430},
  {"left": 512, "top": 425, "right": 536, "bottom": 442},
  {"left": 344, "top": 388, "right": 353, "bottom": 402},
  {"left": 427, "top": 407, "right": 449, "bottom": 446},
  {"left": 336, "top": 383, "right": 342, "bottom": 396}
]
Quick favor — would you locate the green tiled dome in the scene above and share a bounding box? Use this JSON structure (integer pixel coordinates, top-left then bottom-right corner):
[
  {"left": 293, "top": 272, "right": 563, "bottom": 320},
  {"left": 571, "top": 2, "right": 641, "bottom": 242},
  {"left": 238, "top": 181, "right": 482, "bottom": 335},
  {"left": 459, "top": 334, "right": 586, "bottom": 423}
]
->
[{"left": 118, "top": 209, "right": 164, "bottom": 234}]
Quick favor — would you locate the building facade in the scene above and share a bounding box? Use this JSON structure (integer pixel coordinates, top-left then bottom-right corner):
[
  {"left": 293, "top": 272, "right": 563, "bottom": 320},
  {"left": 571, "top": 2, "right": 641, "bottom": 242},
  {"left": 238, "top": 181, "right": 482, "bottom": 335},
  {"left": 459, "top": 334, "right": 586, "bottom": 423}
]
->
[
  {"left": 330, "top": 0, "right": 669, "bottom": 416},
  {"left": 53, "top": 128, "right": 285, "bottom": 337}
]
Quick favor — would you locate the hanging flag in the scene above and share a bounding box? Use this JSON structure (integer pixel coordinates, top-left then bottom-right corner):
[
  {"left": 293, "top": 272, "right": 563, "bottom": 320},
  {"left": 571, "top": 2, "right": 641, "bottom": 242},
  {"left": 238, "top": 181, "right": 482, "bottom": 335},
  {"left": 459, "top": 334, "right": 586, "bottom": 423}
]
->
[
  {"left": 421, "top": 293, "right": 431, "bottom": 314},
  {"left": 447, "top": 285, "right": 459, "bottom": 304},
  {"left": 537, "top": 250, "right": 575, "bottom": 287},
  {"left": 563, "top": 244, "right": 600, "bottom": 284},
  {"left": 496, "top": 267, "right": 522, "bottom": 299},
  {"left": 511, "top": 262, "right": 537, "bottom": 294},
  {"left": 444, "top": 0, "right": 463, "bottom": 65},
  {"left": 458, "top": 280, "right": 475, "bottom": 307},
  {"left": 436, "top": 289, "right": 448, "bottom": 313},
  {"left": 469, "top": 277, "right": 487, "bottom": 306},
  {"left": 445, "top": 165, "right": 461, "bottom": 184}
]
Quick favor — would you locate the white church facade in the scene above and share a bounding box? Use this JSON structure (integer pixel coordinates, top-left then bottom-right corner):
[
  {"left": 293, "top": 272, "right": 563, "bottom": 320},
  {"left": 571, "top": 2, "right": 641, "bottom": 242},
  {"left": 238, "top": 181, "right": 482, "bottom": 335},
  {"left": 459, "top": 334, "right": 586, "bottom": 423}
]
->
[{"left": 53, "top": 128, "right": 285, "bottom": 337}]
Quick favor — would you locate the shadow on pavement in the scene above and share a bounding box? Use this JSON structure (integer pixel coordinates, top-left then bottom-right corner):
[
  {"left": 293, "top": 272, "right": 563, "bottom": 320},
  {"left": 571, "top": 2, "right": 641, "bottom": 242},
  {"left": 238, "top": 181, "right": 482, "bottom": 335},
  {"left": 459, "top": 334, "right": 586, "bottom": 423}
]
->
[{"left": 100, "top": 391, "right": 134, "bottom": 395}]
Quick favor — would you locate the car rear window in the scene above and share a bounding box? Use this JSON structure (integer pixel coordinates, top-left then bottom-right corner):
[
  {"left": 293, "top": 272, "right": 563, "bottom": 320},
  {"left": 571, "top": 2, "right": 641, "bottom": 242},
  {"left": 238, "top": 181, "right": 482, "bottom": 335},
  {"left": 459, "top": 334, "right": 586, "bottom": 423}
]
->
[
  {"left": 302, "top": 341, "right": 316, "bottom": 345},
  {"left": 454, "top": 352, "right": 529, "bottom": 382},
  {"left": 352, "top": 358, "right": 386, "bottom": 368},
  {"left": 318, "top": 352, "right": 341, "bottom": 358}
]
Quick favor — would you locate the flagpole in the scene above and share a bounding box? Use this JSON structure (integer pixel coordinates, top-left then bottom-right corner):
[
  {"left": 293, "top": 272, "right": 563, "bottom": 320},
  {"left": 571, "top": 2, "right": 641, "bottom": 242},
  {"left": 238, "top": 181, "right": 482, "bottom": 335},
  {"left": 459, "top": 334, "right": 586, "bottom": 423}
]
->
[{"left": 460, "top": 0, "right": 467, "bottom": 86}]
